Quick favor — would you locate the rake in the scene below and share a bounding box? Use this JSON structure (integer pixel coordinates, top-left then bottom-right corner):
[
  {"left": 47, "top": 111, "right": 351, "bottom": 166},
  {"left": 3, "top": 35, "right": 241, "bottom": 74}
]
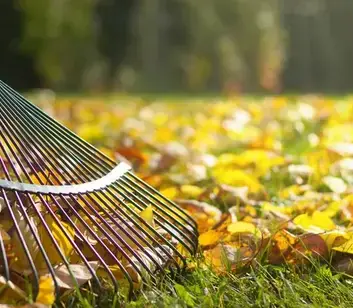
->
[{"left": 0, "top": 80, "right": 198, "bottom": 300}]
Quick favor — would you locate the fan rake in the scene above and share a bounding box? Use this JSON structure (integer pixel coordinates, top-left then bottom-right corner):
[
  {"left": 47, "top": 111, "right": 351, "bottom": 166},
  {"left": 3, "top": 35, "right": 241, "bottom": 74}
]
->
[{"left": 0, "top": 80, "right": 198, "bottom": 300}]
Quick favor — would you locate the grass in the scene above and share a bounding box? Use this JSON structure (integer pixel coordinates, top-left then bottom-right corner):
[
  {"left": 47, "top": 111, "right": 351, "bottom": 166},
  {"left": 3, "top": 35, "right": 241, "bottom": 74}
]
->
[
  {"left": 51, "top": 95, "right": 353, "bottom": 308},
  {"left": 61, "top": 258, "right": 353, "bottom": 308}
]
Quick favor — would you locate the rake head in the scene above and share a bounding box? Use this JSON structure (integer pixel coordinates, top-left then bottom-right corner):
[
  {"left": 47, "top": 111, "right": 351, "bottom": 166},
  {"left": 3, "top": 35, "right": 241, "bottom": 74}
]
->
[{"left": 0, "top": 81, "right": 198, "bottom": 300}]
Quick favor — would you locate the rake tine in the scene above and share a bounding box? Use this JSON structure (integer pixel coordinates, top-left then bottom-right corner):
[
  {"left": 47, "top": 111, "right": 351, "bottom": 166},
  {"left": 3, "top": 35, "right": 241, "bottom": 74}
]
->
[{"left": 0, "top": 80, "right": 199, "bottom": 302}]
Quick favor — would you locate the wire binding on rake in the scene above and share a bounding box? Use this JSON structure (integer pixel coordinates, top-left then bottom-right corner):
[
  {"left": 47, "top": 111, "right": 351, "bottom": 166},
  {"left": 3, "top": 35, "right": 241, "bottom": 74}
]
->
[{"left": 0, "top": 80, "right": 198, "bottom": 300}]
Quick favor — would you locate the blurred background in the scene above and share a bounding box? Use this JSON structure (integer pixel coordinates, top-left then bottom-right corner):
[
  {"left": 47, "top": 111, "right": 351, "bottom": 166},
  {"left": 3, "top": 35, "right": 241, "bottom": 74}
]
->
[{"left": 0, "top": 0, "right": 352, "bottom": 94}]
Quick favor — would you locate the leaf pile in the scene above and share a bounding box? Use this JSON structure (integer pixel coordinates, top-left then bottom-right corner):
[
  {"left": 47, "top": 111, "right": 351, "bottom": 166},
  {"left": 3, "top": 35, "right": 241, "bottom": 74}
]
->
[
  {"left": 0, "top": 188, "right": 165, "bottom": 307},
  {"left": 4, "top": 94, "right": 353, "bottom": 305}
]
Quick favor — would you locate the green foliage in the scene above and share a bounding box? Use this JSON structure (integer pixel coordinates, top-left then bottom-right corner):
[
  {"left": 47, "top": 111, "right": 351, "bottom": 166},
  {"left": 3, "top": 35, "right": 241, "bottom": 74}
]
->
[{"left": 18, "top": 0, "right": 103, "bottom": 90}]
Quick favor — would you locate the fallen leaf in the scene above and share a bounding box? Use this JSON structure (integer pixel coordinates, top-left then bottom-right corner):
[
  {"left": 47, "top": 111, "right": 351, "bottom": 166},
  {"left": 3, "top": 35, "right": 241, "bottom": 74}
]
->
[
  {"left": 199, "top": 230, "right": 222, "bottom": 247},
  {"left": 333, "top": 236, "right": 353, "bottom": 254},
  {"left": 53, "top": 262, "right": 99, "bottom": 289},
  {"left": 322, "top": 176, "right": 347, "bottom": 194},
  {"left": 293, "top": 211, "right": 336, "bottom": 233},
  {"left": 35, "top": 275, "right": 55, "bottom": 306},
  {"left": 293, "top": 233, "right": 329, "bottom": 260},
  {"left": 227, "top": 221, "right": 258, "bottom": 235},
  {"left": 0, "top": 276, "right": 27, "bottom": 304},
  {"left": 36, "top": 215, "right": 75, "bottom": 267}
]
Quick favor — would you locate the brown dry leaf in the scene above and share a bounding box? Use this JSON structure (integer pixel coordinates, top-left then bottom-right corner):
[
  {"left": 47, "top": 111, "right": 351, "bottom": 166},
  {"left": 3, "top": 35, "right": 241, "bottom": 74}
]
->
[
  {"left": 115, "top": 146, "right": 147, "bottom": 168},
  {"left": 203, "top": 243, "right": 254, "bottom": 273},
  {"left": 0, "top": 276, "right": 27, "bottom": 304},
  {"left": 176, "top": 200, "right": 222, "bottom": 232},
  {"left": 267, "top": 230, "right": 296, "bottom": 264},
  {"left": 52, "top": 261, "right": 99, "bottom": 289},
  {"left": 292, "top": 233, "right": 329, "bottom": 261},
  {"left": 334, "top": 257, "right": 353, "bottom": 275}
]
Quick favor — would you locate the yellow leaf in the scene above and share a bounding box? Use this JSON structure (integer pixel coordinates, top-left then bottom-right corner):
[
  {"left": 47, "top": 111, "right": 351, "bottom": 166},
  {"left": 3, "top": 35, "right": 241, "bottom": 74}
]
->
[
  {"left": 215, "top": 150, "right": 285, "bottom": 178},
  {"left": 180, "top": 185, "right": 203, "bottom": 199},
  {"left": 160, "top": 187, "right": 178, "bottom": 200},
  {"left": 322, "top": 201, "right": 342, "bottom": 218},
  {"left": 36, "top": 275, "right": 55, "bottom": 306},
  {"left": 293, "top": 211, "right": 336, "bottom": 233},
  {"left": 320, "top": 230, "right": 349, "bottom": 251},
  {"left": 333, "top": 236, "right": 353, "bottom": 254},
  {"left": 212, "top": 168, "right": 263, "bottom": 194},
  {"left": 11, "top": 208, "right": 40, "bottom": 273},
  {"left": 199, "top": 230, "right": 221, "bottom": 247},
  {"left": 139, "top": 205, "right": 154, "bottom": 226},
  {"left": 278, "top": 185, "right": 310, "bottom": 200},
  {"left": 36, "top": 215, "right": 74, "bottom": 267},
  {"left": 261, "top": 201, "right": 288, "bottom": 215},
  {"left": 227, "top": 222, "right": 257, "bottom": 235}
]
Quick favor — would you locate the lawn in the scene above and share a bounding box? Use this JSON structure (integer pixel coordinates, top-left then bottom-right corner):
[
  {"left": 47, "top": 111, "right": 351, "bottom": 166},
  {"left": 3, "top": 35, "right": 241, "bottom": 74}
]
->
[{"left": 5, "top": 94, "right": 353, "bottom": 307}]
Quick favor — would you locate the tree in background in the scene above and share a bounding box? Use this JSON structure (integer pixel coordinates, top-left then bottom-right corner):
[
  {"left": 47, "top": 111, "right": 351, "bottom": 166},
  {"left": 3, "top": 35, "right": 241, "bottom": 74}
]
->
[
  {"left": 14, "top": 0, "right": 353, "bottom": 93},
  {"left": 18, "top": 0, "right": 103, "bottom": 91},
  {"left": 124, "top": 0, "right": 284, "bottom": 93}
]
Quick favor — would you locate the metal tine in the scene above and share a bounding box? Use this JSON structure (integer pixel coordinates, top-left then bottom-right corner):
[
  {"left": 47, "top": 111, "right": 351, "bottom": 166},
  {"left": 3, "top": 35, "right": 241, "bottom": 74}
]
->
[
  {"left": 89, "top": 188, "right": 181, "bottom": 273},
  {"left": 0, "top": 114, "right": 97, "bottom": 295},
  {"left": 72, "top": 194, "right": 157, "bottom": 290},
  {"left": 0, "top": 145, "right": 18, "bottom": 188},
  {"left": 113, "top": 182, "right": 195, "bottom": 256},
  {"left": 116, "top": 177, "right": 197, "bottom": 252},
  {"left": 74, "top": 193, "right": 158, "bottom": 279},
  {"left": 123, "top": 174, "right": 197, "bottom": 234},
  {"left": 128, "top": 173, "right": 198, "bottom": 232},
  {"left": 89, "top": 190, "right": 173, "bottom": 266},
  {"left": 38, "top": 194, "right": 103, "bottom": 288},
  {"left": 0, "top": 96, "right": 146, "bottom": 293},
  {"left": 25, "top": 193, "right": 84, "bottom": 294},
  {"left": 0, "top": 95, "right": 190, "bottom": 274},
  {"left": 0, "top": 112, "right": 50, "bottom": 186},
  {"left": 112, "top": 181, "right": 194, "bottom": 252},
  {"left": 86, "top": 191, "right": 168, "bottom": 274},
  {"left": 56, "top": 194, "right": 135, "bottom": 294},
  {"left": 1, "top": 95, "right": 175, "bottom": 283},
  {"left": 1, "top": 190, "right": 39, "bottom": 291},
  {"left": 0, "top": 95, "right": 102, "bottom": 185},
  {"left": 0, "top": 129, "right": 28, "bottom": 185},
  {"left": 1, "top": 87, "right": 111, "bottom": 182},
  {"left": 0, "top": 82, "right": 115, "bottom": 170},
  {"left": 0, "top": 140, "right": 60, "bottom": 297},
  {"left": 103, "top": 186, "right": 186, "bottom": 270},
  {"left": 0, "top": 102, "right": 67, "bottom": 186},
  {"left": 0, "top": 153, "right": 57, "bottom": 296},
  {"left": 0, "top": 227, "right": 9, "bottom": 281},
  {"left": 1, "top": 96, "right": 176, "bottom": 277},
  {"left": 15, "top": 192, "right": 59, "bottom": 296},
  {"left": 0, "top": 95, "right": 92, "bottom": 183}
]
